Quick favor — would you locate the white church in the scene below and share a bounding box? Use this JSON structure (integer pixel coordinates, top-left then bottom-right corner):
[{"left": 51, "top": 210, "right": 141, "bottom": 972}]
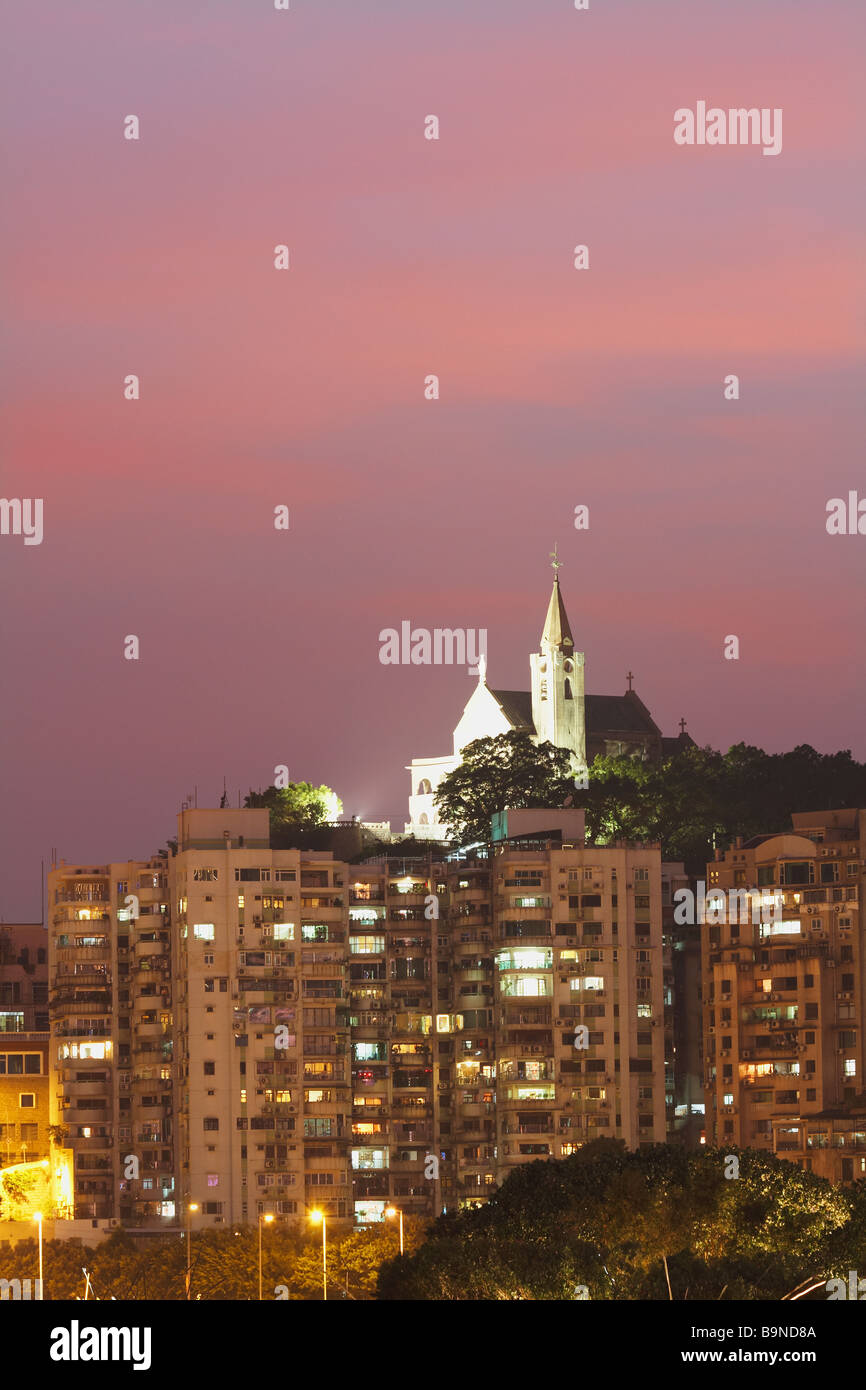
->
[{"left": 404, "top": 567, "right": 692, "bottom": 839}]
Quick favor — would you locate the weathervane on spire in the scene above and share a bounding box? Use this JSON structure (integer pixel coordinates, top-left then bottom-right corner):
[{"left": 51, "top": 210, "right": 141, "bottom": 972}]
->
[{"left": 550, "top": 544, "right": 562, "bottom": 576}]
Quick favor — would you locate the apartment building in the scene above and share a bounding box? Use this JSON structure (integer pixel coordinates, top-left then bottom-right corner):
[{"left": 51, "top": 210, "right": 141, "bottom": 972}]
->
[
  {"left": 48, "top": 854, "right": 174, "bottom": 1224},
  {"left": 702, "top": 808, "right": 865, "bottom": 1183},
  {"left": 47, "top": 804, "right": 670, "bottom": 1232},
  {"left": 662, "top": 867, "right": 704, "bottom": 1148},
  {"left": 0, "top": 924, "right": 50, "bottom": 1176},
  {"left": 344, "top": 815, "right": 669, "bottom": 1218},
  {"left": 485, "top": 826, "right": 667, "bottom": 1181},
  {"left": 173, "top": 808, "right": 352, "bottom": 1229}
]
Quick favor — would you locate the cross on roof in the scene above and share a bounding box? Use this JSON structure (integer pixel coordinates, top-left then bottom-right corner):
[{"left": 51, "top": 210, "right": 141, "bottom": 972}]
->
[
  {"left": 679, "top": 717, "right": 687, "bottom": 734},
  {"left": 549, "top": 544, "right": 561, "bottom": 575},
  {"left": 626, "top": 671, "right": 634, "bottom": 692}
]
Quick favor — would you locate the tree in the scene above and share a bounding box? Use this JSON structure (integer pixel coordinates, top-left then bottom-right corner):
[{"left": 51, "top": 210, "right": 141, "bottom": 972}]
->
[
  {"left": 578, "top": 743, "right": 866, "bottom": 875},
  {"left": 245, "top": 783, "right": 342, "bottom": 836},
  {"left": 378, "top": 1142, "right": 860, "bottom": 1300},
  {"left": 434, "top": 732, "right": 575, "bottom": 843}
]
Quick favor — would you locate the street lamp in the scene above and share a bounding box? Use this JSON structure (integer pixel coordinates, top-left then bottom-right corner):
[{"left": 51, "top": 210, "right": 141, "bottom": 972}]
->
[
  {"left": 258, "top": 1212, "right": 274, "bottom": 1301},
  {"left": 33, "top": 1212, "right": 43, "bottom": 1299},
  {"left": 309, "top": 1209, "right": 327, "bottom": 1301},
  {"left": 185, "top": 1201, "right": 199, "bottom": 1301},
  {"left": 385, "top": 1205, "right": 404, "bottom": 1256}
]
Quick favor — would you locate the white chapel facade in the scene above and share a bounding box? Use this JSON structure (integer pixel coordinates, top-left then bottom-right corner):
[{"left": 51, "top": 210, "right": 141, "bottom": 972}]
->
[
  {"left": 405, "top": 573, "right": 587, "bottom": 839},
  {"left": 404, "top": 569, "right": 692, "bottom": 839}
]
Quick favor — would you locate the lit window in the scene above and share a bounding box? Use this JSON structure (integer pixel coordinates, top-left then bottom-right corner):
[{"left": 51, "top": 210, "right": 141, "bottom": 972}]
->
[
  {"left": 351, "top": 1148, "right": 389, "bottom": 1170},
  {"left": 496, "top": 949, "right": 553, "bottom": 971},
  {"left": 193, "top": 923, "right": 215, "bottom": 940},
  {"left": 349, "top": 935, "right": 385, "bottom": 954}
]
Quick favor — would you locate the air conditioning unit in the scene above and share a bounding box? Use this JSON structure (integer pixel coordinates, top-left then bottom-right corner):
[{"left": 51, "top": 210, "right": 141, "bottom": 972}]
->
[
  {"left": 288, "top": 1105, "right": 296, "bottom": 1113},
  {"left": 742, "top": 1049, "right": 752, "bottom": 1059},
  {"left": 554, "top": 1019, "right": 564, "bottom": 1027},
  {"left": 265, "top": 1160, "right": 275, "bottom": 1169}
]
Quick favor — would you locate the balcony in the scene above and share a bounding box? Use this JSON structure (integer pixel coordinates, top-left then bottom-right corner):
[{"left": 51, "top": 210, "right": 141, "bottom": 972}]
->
[
  {"left": 54, "top": 893, "right": 109, "bottom": 906},
  {"left": 52, "top": 996, "right": 113, "bottom": 1014},
  {"left": 502, "top": 1123, "right": 555, "bottom": 1135},
  {"left": 54, "top": 945, "right": 110, "bottom": 963},
  {"left": 499, "top": 1095, "right": 556, "bottom": 1108},
  {"left": 135, "top": 1022, "right": 171, "bottom": 1040},
  {"left": 135, "top": 931, "right": 165, "bottom": 951}
]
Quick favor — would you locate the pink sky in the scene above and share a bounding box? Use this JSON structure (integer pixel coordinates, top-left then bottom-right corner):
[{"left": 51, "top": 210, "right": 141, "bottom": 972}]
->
[{"left": 2, "top": 0, "right": 864, "bottom": 919}]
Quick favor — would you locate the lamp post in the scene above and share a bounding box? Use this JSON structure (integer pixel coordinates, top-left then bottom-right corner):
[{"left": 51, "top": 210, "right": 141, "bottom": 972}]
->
[
  {"left": 258, "top": 1212, "right": 274, "bottom": 1301},
  {"left": 33, "top": 1212, "right": 43, "bottom": 1299},
  {"left": 309, "top": 1209, "right": 327, "bottom": 1301},
  {"left": 185, "top": 1201, "right": 199, "bottom": 1300},
  {"left": 385, "top": 1205, "right": 404, "bottom": 1256}
]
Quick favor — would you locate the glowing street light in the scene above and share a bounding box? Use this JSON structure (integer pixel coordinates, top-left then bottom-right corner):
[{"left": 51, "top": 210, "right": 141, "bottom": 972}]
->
[
  {"left": 185, "top": 1201, "right": 199, "bottom": 1300},
  {"left": 385, "top": 1205, "right": 404, "bottom": 1256},
  {"left": 309, "top": 1209, "right": 327, "bottom": 1301},
  {"left": 258, "top": 1212, "right": 275, "bottom": 1301}
]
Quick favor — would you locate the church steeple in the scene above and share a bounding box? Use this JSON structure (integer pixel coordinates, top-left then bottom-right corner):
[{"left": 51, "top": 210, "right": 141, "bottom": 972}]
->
[
  {"left": 530, "top": 550, "right": 586, "bottom": 778},
  {"left": 541, "top": 574, "right": 574, "bottom": 654}
]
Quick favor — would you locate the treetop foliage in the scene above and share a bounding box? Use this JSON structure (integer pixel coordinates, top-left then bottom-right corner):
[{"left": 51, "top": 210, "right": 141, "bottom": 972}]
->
[
  {"left": 378, "top": 1141, "right": 864, "bottom": 1301},
  {"left": 433, "top": 733, "right": 866, "bottom": 872}
]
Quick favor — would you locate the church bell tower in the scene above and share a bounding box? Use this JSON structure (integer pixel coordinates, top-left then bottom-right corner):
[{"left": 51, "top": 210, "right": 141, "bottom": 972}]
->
[{"left": 529, "top": 552, "right": 586, "bottom": 778}]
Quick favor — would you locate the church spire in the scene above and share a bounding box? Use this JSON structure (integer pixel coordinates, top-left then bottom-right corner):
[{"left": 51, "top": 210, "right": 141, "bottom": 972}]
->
[{"left": 541, "top": 547, "right": 574, "bottom": 652}]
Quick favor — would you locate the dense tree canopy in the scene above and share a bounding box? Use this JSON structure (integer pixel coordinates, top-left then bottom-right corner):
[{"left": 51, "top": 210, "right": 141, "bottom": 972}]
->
[
  {"left": 0, "top": 1218, "right": 425, "bottom": 1301},
  {"left": 378, "top": 1141, "right": 866, "bottom": 1301},
  {"left": 434, "top": 732, "right": 575, "bottom": 843},
  {"left": 581, "top": 742, "right": 866, "bottom": 873},
  {"left": 245, "top": 782, "right": 342, "bottom": 841},
  {"left": 433, "top": 733, "right": 866, "bottom": 873}
]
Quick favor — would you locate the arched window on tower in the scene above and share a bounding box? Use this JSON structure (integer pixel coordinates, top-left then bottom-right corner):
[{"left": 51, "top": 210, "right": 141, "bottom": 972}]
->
[
  {"left": 417, "top": 779, "right": 432, "bottom": 796},
  {"left": 419, "top": 813, "right": 429, "bottom": 825},
  {"left": 564, "top": 680, "right": 573, "bottom": 700}
]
